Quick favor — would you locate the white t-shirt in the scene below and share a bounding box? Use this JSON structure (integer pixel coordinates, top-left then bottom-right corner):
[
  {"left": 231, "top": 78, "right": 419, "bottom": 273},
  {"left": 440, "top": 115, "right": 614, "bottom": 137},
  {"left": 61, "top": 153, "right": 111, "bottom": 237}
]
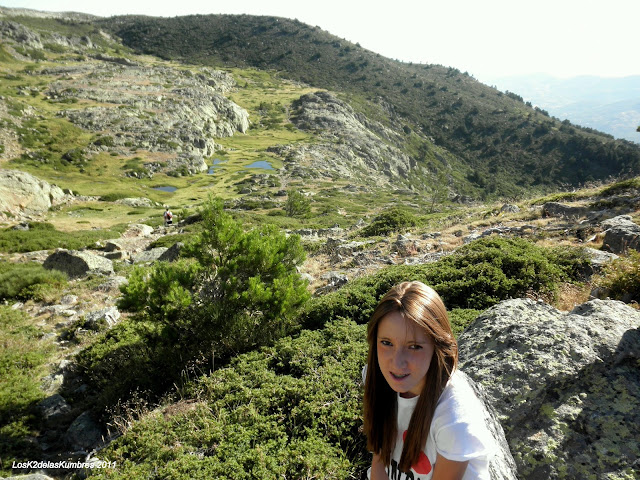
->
[{"left": 367, "top": 369, "right": 495, "bottom": 480}]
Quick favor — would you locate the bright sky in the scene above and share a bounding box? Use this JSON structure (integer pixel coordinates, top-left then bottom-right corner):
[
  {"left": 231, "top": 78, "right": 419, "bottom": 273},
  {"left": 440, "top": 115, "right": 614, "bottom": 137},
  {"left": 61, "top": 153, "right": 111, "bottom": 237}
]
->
[{"left": 1, "top": 0, "right": 639, "bottom": 82}]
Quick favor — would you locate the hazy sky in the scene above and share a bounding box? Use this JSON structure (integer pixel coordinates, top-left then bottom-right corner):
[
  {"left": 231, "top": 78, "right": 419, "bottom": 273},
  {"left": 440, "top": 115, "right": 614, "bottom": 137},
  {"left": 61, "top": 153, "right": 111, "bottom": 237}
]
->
[{"left": 1, "top": 0, "right": 638, "bottom": 82}]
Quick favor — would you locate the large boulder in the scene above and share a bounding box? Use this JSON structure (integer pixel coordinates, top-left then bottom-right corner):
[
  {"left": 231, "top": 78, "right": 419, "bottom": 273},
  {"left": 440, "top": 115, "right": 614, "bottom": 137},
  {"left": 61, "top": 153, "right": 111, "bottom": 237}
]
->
[
  {"left": 64, "top": 411, "right": 104, "bottom": 452},
  {"left": 458, "top": 298, "right": 640, "bottom": 480},
  {"left": 0, "top": 169, "right": 68, "bottom": 217},
  {"left": 601, "top": 215, "right": 640, "bottom": 253},
  {"left": 541, "top": 202, "right": 588, "bottom": 219},
  {"left": 44, "top": 249, "right": 114, "bottom": 278}
]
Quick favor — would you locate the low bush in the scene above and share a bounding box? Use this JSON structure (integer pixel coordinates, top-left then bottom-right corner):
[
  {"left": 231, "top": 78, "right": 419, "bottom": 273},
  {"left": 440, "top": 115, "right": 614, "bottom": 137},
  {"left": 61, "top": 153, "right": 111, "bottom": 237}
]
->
[
  {"left": 360, "top": 207, "right": 418, "bottom": 237},
  {"left": 79, "top": 198, "right": 310, "bottom": 410},
  {"left": 87, "top": 319, "right": 369, "bottom": 480},
  {"left": 0, "top": 261, "right": 67, "bottom": 301},
  {"left": 284, "top": 189, "right": 311, "bottom": 217},
  {"left": 0, "top": 222, "right": 125, "bottom": 253},
  {"left": 299, "top": 237, "right": 589, "bottom": 330},
  {"left": 594, "top": 249, "right": 640, "bottom": 303},
  {"left": 0, "top": 306, "right": 55, "bottom": 475},
  {"left": 98, "top": 192, "right": 130, "bottom": 202}
]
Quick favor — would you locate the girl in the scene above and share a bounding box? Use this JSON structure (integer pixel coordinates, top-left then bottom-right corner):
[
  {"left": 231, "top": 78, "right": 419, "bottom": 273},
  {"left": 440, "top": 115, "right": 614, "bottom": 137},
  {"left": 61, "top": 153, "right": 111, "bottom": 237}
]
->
[{"left": 363, "top": 281, "right": 494, "bottom": 480}]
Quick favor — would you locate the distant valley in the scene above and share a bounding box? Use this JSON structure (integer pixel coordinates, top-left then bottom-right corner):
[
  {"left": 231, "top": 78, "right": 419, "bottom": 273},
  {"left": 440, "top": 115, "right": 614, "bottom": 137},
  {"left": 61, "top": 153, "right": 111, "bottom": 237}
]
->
[{"left": 490, "top": 74, "right": 640, "bottom": 143}]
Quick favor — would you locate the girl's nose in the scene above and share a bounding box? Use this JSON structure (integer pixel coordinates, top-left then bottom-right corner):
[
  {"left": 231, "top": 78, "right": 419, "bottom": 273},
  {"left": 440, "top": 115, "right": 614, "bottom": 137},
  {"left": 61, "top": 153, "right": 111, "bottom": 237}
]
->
[{"left": 392, "top": 349, "right": 408, "bottom": 368}]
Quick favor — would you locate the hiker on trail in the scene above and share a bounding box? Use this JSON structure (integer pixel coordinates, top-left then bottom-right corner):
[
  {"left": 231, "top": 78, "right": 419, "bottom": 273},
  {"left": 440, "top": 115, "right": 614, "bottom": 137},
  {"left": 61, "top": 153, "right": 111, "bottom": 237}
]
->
[{"left": 164, "top": 207, "right": 173, "bottom": 226}]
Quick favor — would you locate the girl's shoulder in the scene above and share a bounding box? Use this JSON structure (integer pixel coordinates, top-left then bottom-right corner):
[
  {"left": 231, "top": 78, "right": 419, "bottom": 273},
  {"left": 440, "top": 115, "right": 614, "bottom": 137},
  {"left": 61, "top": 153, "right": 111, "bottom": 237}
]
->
[{"left": 436, "top": 370, "right": 486, "bottom": 419}]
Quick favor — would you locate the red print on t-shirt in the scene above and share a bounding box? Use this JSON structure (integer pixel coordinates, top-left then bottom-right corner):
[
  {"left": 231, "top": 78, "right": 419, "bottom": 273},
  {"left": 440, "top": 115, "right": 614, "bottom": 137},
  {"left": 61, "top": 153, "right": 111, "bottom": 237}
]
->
[{"left": 402, "top": 430, "right": 432, "bottom": 474}]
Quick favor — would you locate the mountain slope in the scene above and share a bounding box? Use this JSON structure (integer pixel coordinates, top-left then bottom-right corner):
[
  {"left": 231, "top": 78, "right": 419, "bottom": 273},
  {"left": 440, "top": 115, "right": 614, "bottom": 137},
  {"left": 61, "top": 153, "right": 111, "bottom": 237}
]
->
[{"left": 99, "top": 14, "right": 640, "bottom": 196}]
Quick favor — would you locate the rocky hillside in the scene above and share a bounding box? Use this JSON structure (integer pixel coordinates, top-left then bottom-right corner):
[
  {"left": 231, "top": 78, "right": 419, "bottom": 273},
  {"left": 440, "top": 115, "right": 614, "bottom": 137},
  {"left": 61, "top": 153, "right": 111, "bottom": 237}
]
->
[{"left": 99, "top": 13, "right": 640, "bottom": 195}]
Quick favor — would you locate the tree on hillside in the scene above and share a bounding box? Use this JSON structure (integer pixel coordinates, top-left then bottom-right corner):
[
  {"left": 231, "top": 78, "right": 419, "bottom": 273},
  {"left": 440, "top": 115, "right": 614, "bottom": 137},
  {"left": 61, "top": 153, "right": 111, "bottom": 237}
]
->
[
  {"left": 119, "top": 197, "right": 309, "bottom": 357},
  {"left": 284, "top": 189, "right": 311, "bottom": 217}
]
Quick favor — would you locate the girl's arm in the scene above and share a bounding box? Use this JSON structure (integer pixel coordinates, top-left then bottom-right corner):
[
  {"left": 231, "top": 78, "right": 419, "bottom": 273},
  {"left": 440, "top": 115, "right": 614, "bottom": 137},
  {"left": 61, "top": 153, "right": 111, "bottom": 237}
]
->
[
  {"left": 431, "top": 453, "right": 469, "bottom": 480},
  {"left": 370, "top": 453, "right": 390, "bottom": 480}
]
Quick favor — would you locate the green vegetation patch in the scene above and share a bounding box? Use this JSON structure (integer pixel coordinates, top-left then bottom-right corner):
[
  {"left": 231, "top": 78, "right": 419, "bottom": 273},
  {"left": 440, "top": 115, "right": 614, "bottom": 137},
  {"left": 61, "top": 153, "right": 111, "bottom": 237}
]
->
[
  {"left": 0, "top": 222, "right": 125, "bottom": 253},
  {"left": 88, "top": 319, "right": 368, "bottom": 479},
  {"left": 77, "top": 199, "right": 310, "bottom": 410},
  {"left": 360, "top": 206, "right": 419, "bottom": 237},
  {"left": 594, "top": 249, "right": 640, "bottom": 303},
  {"left": 598, "top": 177, "right": 640, "bottom": 197},
  {"left": 0, "top": 306, "right": 55, "bottom": 474},
  {"left": 0, "top": 261, "right": 68, "bottom": 302},
  {"left": 300, "top": 237, "right": 589, "bottom": 330}
]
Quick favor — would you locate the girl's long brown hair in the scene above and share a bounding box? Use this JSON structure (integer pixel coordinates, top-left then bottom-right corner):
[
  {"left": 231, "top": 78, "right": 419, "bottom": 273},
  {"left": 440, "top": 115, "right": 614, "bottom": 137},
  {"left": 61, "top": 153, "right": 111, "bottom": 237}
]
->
[{"left": 363, "top": 281, "right": 458, "bottom": 473}]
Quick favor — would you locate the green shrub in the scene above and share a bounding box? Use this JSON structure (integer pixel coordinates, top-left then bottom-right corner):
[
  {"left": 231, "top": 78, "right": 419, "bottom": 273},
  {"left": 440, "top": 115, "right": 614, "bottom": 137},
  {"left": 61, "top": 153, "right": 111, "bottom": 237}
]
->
[
  {"left": 360, "top": 207, "right": 418, "bottom": 237},
  {"left": 92, "top": 135, "right": 116, "bottom": 147},
  {"left": 0, "top": 222, "right": 125, "bottom": 253},
  {"left": 598, "top": 177, "right": 640, "bottom": 197},
  {"left": 118, "top": 259, "right": 202, "bottom": 321},
  {"left": 594, "top": 249, "right": 640, "bottom": 302},
  {"left": 284, "top": 189, "right": 311, "bottom": 217},
  {"left": 98, "top": 192, "right": 130, "bottom": 202},
  {"left": 87, "top": 319, "right": 369, "bottom": 479},
  {"left": 75, "top": 320, "right": 163, "bottom": 412},
  {"left": 0, "top": 261, "right": 68, "bottom": 301},
  {"left": 81, "top": 198, "right": 310, "bottom": 410},
  {"left": 300, "top": 237, "right": 589, "bottom": 330},
  {"left": 0, "top": 306, "right": 55, "bottom": 474}
]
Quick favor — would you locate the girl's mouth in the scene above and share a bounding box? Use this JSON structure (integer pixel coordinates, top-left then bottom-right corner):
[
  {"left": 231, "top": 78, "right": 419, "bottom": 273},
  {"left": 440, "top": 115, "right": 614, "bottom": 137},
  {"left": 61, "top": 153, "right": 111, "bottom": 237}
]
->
[{"left": 391, "top": 372, "right": 409, "bottom": 380}]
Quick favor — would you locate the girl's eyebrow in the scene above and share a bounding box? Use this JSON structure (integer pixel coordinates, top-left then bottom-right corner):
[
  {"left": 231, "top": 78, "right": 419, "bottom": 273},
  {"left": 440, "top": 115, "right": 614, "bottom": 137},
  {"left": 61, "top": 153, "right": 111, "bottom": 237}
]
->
[{"left": 377, "top": 335, "right": 428, "bottom": 345}]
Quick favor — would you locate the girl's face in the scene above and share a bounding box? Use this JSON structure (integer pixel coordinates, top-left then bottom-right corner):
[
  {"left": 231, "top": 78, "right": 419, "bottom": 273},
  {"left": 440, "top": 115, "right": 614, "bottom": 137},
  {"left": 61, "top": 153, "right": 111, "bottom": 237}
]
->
[{"left": 376, "top": 311, "right": 434, "bottom": 398}]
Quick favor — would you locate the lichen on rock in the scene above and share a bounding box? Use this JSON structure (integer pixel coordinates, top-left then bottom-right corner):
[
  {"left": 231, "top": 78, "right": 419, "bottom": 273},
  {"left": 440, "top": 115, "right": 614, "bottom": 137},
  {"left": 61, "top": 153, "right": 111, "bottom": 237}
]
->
[{"left": 458, "top": 298, "right": 640, "bottom": 479}]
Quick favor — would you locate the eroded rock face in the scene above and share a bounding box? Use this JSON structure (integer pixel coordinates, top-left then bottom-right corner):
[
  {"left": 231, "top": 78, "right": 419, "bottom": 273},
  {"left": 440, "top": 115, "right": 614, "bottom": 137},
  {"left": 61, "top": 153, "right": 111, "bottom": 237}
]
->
[
  {"left": 40, "top": 63, "right": 249, "bottom": 177},
  {"left": 281, "top": 91, "right": 425, "bottom": 187},
  {"left": 0, "top": 169, "right": 69, "bottom": 217},
  {"left": 458, "top": 298, "right": 640, "bottom": 480}
]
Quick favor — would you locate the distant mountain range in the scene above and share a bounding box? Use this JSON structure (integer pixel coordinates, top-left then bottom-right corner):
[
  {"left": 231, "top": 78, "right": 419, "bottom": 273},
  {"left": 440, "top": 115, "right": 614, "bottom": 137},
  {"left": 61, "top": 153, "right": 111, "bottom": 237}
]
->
[{"left": 489, "top": 74, "right": 640, "bottom": 144}]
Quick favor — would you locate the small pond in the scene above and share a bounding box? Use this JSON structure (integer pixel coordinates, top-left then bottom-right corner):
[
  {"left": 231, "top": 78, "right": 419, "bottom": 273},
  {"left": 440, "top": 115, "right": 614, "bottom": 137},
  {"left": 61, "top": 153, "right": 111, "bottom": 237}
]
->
[
  {"left": 152, "top": 186, "right": 178, "bottom": 192},
  {"left": 207, "top": 158, "right": 226, "bottom": 174},
  {"left": 245, "top": 160, "right": 274, "bottom": 170}
]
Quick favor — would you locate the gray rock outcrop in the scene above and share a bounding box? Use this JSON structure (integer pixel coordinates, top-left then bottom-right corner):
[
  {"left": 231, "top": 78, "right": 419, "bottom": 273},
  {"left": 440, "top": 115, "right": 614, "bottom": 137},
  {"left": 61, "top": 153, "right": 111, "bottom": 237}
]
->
[
  {"left": 41, "top": 63, "right": 249, "bottom": 177},
  {"left": 460, "top": 371, "right": 519, "bottom": 480},
  {"left": 458, "top": 298, "right": 640, "bottom": 480},
  {"left": 542, "top": 202, "right": 588, "bottom": 219},
  {"left": 601, "top": 214, "right": 640, "bottom": 253},
  {"left": 64, "top": 411, "right": 104, "bottom": 452},
  {"left": 131, "top": 247, "right": 168, "bottom": 264},
  {"left": 44, "top": 249, "right": 114, "bottom": 278},
  {"left": 84, "top": 306, "right": 120, "bottom": 330},
  {"left": 279, "top": 91, "right": 428, "bottom": 187},
  {"left": 0, "top": 169, "right": 69, "bottom": 217},
  {"left": 158, "top": 242, "right": 184, "bottom": 262}
]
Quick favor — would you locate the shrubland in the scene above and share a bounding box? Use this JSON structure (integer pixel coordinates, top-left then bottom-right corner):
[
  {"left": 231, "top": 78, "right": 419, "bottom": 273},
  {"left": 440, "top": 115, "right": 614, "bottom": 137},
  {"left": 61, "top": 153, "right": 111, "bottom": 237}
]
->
[
  {"left": 76, "top": 198, "right": 309, "bottom": 411},
  {"left": 0, "top": 306, "right": 56, "bottom": 470},
  {"left": 0, "top": 261, "right": 68, "bottom": 302}
]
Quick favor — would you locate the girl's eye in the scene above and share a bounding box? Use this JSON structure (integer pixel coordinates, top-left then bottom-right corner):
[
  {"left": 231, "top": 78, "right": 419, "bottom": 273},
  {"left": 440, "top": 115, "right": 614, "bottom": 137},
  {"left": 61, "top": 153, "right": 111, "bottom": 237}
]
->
[
  {"left": 408, "top": 344, "right": 423, "bottom": 350},
  {"left": 380, "top": 340, "right": 392, "bottom": 346}
]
